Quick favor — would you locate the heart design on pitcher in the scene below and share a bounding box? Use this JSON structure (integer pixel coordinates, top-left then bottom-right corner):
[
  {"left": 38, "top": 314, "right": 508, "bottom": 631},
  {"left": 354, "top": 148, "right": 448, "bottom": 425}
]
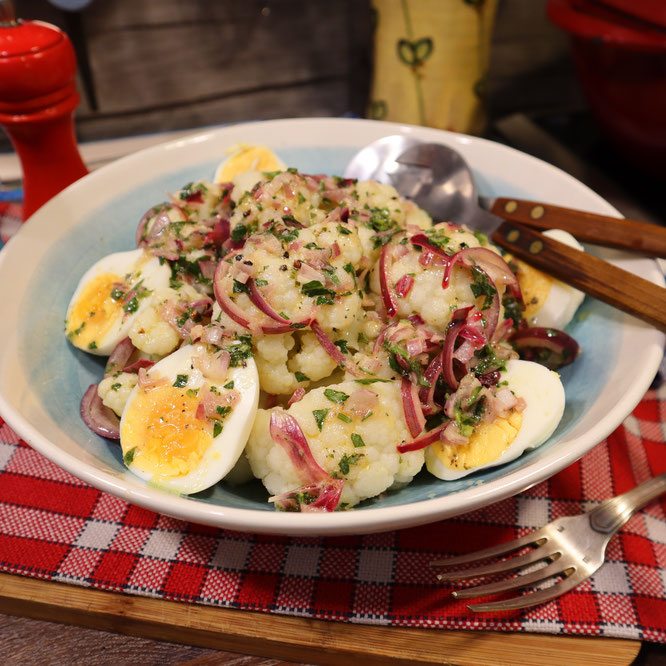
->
[{"left": 397, "top": 37, "right": 434, "bottom": 67}]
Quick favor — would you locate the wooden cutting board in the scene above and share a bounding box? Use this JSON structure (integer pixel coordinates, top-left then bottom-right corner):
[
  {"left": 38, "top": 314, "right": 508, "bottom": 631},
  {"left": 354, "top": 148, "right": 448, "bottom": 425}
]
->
[{"left": 0, "top": 573, "right": 641, "bottom": 665}]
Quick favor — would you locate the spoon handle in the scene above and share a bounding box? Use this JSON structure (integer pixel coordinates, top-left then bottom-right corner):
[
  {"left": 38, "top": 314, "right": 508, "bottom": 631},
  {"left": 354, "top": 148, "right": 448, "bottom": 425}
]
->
[
  {"left": 490, "top": 198, "right": 666, "bottom": 257},
  {"left": 492, "top": 222, "right": 666, "bottom": 332}
]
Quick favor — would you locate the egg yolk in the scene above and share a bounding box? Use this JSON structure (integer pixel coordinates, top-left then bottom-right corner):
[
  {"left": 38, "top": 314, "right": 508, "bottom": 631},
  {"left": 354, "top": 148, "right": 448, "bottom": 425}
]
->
[
  {"left": 66, "top": 273, "right": 123, "bottom": 350},
  {"left": 514, "top": 258, "right": 554, "bottom": 323},
  {"left": 432, "top": 411, "right": 524, "bottom": 471},
  {"left": 217, "top": 145, "right": 283, "bottom": 182},
  {"left": 121, "top": 385, "right": 213, "bottom": 480}
]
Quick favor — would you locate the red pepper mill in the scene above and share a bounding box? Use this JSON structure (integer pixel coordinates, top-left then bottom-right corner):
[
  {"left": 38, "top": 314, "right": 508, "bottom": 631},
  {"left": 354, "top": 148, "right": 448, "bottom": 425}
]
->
[{"left": 0, "top": 4, "right": 88, "bottom": 220}]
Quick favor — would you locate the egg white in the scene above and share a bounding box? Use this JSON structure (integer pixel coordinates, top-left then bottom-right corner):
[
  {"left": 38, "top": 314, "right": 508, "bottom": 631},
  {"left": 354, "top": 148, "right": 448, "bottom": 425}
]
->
[
  {"left": 519, "top": 229, "right": 585, "bottom": 330},
  {"left": 425, "top": 359, "right": 565, "bottom": 481},
  {"left": 66, "top": 248, "right": 171, "bottom": 355},
  {"left": 214, "top": 144, "right": 286, "bottom": 201},
  {"left": 120, "top": 343, "right": 259, "bottom": 494}
]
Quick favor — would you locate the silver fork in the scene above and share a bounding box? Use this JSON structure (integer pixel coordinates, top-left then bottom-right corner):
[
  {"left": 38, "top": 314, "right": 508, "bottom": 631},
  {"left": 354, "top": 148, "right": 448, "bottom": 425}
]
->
[{"left": 431, "top": 472, "right": 666, "bottom": 612}]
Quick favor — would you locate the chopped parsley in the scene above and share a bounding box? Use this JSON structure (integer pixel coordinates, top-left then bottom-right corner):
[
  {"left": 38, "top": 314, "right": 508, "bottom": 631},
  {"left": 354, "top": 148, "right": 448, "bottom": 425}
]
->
[
  {"left": 173, "top": 374, "right": 189, "bottom": 388},
  {"left": 233, "top": 279, "right": 251, "bottom": 295},
  {"left": 337, "top": 413, "right": 352, "bottom": 423},
  {"left": 123, "top": 297, "right": 139, "bottom": 314},
  {"left": 469, "top": 267, "right": 497, "bottom": 310},
  {"left": 338, "top": 452, "right": 362, "bottom": 475},
  {"left": 294, "top": 371, "right": 310, "bottom": 382},
  {"left": 213, "top": 422, "right": 223, "bottom": 438},
  {"left": 351, "top": 433, "right": 366, "bottom": 448},
  {"left": 224, "top": 381, "right": 235, "bottom": 389},
  {"left": 110, "top": 287, "right": 125, "bottom": 301},
  {"left": 301, "top": 280, "right": 336, "bottom": 299},
  {"left": 334, "top": 339, "right": 349, "bottom": 354},
  {"left": 224, "top": 335, "right": 253, "bottom": 367},
  {"left": 354, "top": 377, "right": 390, "bottom": 385},
  {"left": 324, "top": 388, "right": 349, "bottom": 404},
  {"left": 313, "top": 408, "right": 329, "bottom": 431},
  {"left": 231, "top": 223, "right": 249, "bottom": 243},
  {"left": 88, "top": 341, "right": 98, "bottom": 350},
  {"left": 123, "top": 447, "right": 137, "bottom": 465}
]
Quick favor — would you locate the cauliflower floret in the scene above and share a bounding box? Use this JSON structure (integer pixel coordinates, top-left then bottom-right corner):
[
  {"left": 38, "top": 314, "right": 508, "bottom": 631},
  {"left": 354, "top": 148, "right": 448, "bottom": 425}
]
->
[
  {"left": 129, "top": 305, "right": 180, "bottom": 356},
  {"left": 254, "top": 333, "right": 299, "bottom": 395},
  {"left": 246, "top": 380, "right": 424, "bottom": 507},
  {"left": 129, "top": 283, "right": 205, "bottom": 356},
  {"left": 369, "top": 223, "right": 503, "bottom": 333},
  {"left": 288, "top": 332, "right": 337, "bottom": 382},
  {"left": 97, "top": 372, "right": 138, "bottom": 417}
]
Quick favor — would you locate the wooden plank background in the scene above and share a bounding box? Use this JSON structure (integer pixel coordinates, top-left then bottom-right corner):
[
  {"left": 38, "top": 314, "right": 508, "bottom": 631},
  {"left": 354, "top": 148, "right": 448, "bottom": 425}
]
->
[{"left": 9, "top": 0, "right": 583, "bottom": 149}]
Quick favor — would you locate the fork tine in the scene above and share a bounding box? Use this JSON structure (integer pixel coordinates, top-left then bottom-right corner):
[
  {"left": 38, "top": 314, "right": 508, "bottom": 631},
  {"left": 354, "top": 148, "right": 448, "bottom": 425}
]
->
[
  {"left": 450, "top": 559, "right": 569, "bottom": 599},
  {"left": 430, "top": 531, "right": 546, "bottom": 567},
  {"left": 435, "top": 546, "right": 559, "bottom": 581},
  {"left": 466, "top": 570, "right": 586, "bottom": 612}
]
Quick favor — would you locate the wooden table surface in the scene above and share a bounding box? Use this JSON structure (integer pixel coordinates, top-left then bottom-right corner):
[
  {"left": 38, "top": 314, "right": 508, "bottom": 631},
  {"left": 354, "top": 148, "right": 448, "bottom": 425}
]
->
[{"left": 2, "top": 572, "right": 662, "bottom": 666}]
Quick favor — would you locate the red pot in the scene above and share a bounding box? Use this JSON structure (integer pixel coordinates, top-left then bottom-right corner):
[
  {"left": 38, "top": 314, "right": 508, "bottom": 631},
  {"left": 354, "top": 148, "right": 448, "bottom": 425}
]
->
[{"left": 548, "top": 0, "right": 666, "bottom": 179}]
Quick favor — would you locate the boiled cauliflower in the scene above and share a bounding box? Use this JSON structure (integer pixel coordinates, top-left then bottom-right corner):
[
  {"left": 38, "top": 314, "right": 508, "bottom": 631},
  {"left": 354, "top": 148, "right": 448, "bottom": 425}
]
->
[{"left": 246, "top": 380, "right": 425, "bottom": 508}]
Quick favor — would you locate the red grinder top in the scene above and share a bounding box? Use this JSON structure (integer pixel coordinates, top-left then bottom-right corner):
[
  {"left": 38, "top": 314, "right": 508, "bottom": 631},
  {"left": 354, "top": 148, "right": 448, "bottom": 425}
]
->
[{"left": 0, "top": 19, "right": 78, "bottom": 106}]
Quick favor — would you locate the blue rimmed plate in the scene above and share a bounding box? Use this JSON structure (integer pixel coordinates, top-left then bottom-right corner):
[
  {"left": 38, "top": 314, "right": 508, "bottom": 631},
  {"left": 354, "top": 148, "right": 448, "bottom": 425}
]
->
[{"left": 0, "top": 118, "right": 663, "bottom": 535}]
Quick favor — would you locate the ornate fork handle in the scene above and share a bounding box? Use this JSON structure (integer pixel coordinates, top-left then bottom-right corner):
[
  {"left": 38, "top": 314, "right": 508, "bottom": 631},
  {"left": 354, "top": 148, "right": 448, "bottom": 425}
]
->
[{"left": 589, "top": 472, "right": 666, "bottom": 535}]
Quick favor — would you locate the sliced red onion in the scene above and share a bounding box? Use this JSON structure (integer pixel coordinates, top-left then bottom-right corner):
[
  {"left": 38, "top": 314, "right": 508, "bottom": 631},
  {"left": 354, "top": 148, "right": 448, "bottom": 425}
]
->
[
  {"left": 311, "top": 320, "right": 364, "bottom": 377},
  {"left": 105, "top": 337, "right": 136, "bottom": 376},
  {"left": 410, "top": 233, "right": 453, "bottom": 262},
  {"left": 395, "top": 274, "right": 414, "bottom": 299},
  {"left": 137, "top": 367, "right": 169, "bottom": 390},
  {"left": 443, "top": 246, "right": 523, "bottom": 302},
  {"left": 80, "top": 385, "right": 120, "bottom": 439},
  {"left": 397, "top": 422, "right": 447, "bottom": 453},
  {"left": 269, "top": 410, "right": 343, "bottom": 512},
  {"left": 122, "top": 359, "right": 154, "bottom": 374},
  {"left": 208, "top": 217, "right": 230, "bottom": 248},
  {"left": 248, "top": 278, "right": 290, "bottom": 323},
  {"left": 441, "top": 319, "right": 466, "bottom": 389},
  {"left": 401, "top": 377, "right": 426, "bottom": 438},
  {"left": 346, "top": 389, "right": 379, "bottom": 419},
  {"left": 511, "top": 326, "right": 580, "bottom": 369},
  {"left": 379, "top": 243, "right": 398, "bottom": 317},
  {"left": 198, "top": 259, "right": 217, "bottom": 281},
  {"left": 287, "top": 387, "right": 306, "bottom": 406},
  {"left": 419, "top": 349, "right": 444, "bottom": 415},
  {"left": 213, "top": 261, "right": 295, "bottom": 335}
]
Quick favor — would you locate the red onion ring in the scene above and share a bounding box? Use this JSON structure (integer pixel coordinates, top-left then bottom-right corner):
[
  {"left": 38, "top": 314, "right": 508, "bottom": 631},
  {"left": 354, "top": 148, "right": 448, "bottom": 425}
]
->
[
  {"left": 401, "top": 377, "right": 426, "bottom": 438},
  {"left": 311, "top": 320, "right": 364, "bottom": 377},
  {"left": 511, "top": 326, "right": 580, "bottom": 369},
  {"left": 80, "top": 385, "right": 120, "bottom": 439},
  {"left": 397, "top": 422, "right": 448, "bottom": 453},
  {"left": 379, "top": 243, "right": 398, "bottom": 317},
  {"left": 269, "top": 410, "right": 343, "bottom": 512},
  {"left": 443, "top": 247, "right": 523, "bottom": 302},
  {"left": 105, "top": 337, "right": 136, "bottom": 376},
  {"left": 213, "top": 261, "right": 297, "bottom": 335}
]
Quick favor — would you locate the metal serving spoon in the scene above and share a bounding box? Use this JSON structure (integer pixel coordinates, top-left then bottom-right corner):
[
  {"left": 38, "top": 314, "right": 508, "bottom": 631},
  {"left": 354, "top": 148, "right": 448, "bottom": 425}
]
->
[{"left": 344, "top": 135, "right": 666, "bottom": 332}]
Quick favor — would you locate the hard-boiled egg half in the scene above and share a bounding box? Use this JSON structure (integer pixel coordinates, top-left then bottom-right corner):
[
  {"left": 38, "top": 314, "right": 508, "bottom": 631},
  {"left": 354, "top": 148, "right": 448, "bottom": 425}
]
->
[
  {"left": 425, "top": 359, "right": 565, "bottom": 481},
  {"left": 513, "top": 229, "right": 585, "bottom": 329},
  {"left": 66, "top": 248, "right": 171, "bottom": 355},
  {"left": 119, "top": 343, "right": 259, "bottom": 494},
  {"left": 214, "top": 143, "right": 286, "bottom": 197}
]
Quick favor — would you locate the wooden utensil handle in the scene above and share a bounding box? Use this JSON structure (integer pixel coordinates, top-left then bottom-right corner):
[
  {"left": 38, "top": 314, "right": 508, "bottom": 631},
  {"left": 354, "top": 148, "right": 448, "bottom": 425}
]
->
[
  {"left": 492, "top": 222, "right": 666, "bottom": 332},
  {"left": 491, "top": 197, "right": 666, "bottom": 257}
]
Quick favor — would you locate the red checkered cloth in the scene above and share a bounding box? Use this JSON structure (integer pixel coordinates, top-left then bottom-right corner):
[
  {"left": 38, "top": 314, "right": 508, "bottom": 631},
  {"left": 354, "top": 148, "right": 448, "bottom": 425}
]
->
[{"left": 1, "top": 384, "right": 665, "bottom": 642}]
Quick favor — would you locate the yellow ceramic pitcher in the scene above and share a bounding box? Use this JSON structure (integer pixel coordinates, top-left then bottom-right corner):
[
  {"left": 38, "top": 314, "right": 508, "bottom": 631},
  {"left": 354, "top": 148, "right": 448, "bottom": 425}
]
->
[{"left": 369, "top": 0, "right": 498, "bottom": 134}]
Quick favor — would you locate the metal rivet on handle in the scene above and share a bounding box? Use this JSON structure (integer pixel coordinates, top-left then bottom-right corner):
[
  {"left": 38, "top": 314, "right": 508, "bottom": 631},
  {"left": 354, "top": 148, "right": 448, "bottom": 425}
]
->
[
  {"left": 530, "top": 205, "right": 545, "bottom": 219},
  {"left": 506, "top": 229, "right": 520, "bottom": 243},
  {"left": 504, "top": 200, "right": 518, "bottom": 214},
  {"left": 529, "top": 240, "right": 543, "bottom": 254}
]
